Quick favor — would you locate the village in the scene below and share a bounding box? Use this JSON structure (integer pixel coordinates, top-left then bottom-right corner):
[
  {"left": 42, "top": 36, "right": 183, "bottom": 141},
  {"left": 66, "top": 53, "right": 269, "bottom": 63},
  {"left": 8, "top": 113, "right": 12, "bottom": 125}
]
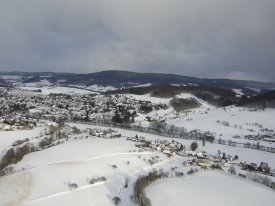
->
[
  {"left": 0, "top": 87, "right": 169, "bottom": 130},
  {"left": 1, "top": 86, "right": 275, "bottom": 161}
]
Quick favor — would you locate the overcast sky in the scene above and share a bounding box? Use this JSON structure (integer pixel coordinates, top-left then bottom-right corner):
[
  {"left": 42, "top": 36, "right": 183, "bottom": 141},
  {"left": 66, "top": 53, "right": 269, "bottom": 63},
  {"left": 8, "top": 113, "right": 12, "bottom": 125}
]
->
[{"left": 0, "top": 1, "right": 274, "bottom": 82}]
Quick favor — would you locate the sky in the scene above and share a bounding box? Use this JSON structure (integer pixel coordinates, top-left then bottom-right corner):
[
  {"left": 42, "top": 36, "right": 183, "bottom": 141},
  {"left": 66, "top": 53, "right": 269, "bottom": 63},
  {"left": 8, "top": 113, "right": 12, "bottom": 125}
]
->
[{"left": 0, "top": 1, "right": 275, "bottom": 82}]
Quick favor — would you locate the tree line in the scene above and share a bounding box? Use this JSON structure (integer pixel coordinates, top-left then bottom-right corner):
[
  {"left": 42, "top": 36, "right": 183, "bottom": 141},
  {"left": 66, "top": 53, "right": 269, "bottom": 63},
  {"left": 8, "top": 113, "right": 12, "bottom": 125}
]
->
[
  {"left": 130, "top": 168, "right": 169, "bottom": 206},
  {"left": 237, "top": 90, "right": 275, "bottom": 109}
]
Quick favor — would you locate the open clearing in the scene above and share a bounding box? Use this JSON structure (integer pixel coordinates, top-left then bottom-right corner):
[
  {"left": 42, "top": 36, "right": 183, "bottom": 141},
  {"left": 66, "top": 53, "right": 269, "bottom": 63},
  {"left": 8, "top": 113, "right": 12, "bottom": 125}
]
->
[
  {"left": 0, "top": 171, "right": 35, "bottom": 206},
  {"left": 146, "top": 170, "right": 275, "bottom": 206}
]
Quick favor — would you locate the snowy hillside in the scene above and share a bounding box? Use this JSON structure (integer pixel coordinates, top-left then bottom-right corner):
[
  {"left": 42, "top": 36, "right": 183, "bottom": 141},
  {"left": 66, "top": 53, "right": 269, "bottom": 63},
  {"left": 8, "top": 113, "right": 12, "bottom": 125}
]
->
[
  {"left": 0, "top": 87, "right": 274, "bottom": 206},
  {"left": 1, "top": 126, "right": 274, "bottom": 206}
]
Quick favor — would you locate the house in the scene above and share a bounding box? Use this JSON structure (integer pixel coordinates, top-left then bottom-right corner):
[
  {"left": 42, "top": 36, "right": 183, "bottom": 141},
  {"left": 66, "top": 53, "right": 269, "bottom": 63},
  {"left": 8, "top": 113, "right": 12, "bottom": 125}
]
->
[
  {"left": 196, "top": 151, "right": 208, "bottom": 159},
  {"left": 224, "top": 160, "right": 231, "bottom": 167},
  {"left": 209, "top": 155, "right": 217, "bottom": 161},
  {"left": 260, "top": 162, "right": 269, "bottom": 169},
  {"left": 3, "top": 125, "right": 11, "bottom": 131},
  {"left": 139, "top": 136, "right": 146, "bottom": 142},
  {"left": 262, "top": 137, "right": 275, "bottom": 142},
  {"left": 197, "top": 160, "right": 213, "bottom": 167},
  {"left": 183, "top": 159, "right": 194, "bottom": 166},
  {"left": 269, "top": 170, "right": 275, "bottom": 177},
  {"left": 163, "top": 149, "right": 175, "bottom": 156}
]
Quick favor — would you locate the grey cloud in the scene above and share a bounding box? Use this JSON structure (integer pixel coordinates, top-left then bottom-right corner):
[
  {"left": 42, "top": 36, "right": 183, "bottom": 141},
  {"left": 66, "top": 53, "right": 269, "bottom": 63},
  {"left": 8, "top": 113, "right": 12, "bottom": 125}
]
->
[{"left": 0, "top": 1, "right": 274, "bottom": 82}]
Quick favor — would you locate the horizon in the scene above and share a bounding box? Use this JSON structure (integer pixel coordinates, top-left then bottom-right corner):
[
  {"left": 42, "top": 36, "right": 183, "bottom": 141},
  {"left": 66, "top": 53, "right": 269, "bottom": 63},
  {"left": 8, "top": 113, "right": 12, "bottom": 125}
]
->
[{"left": 1, "top": 70, "right": 275, "bottom": 84}]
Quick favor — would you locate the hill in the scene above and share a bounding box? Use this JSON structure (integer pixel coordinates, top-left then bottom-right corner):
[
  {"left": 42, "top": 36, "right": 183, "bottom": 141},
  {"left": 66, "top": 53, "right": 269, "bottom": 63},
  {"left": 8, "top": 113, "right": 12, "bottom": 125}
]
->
[{"left": 1, "top": 71, "right": 275, "bottom": 95}]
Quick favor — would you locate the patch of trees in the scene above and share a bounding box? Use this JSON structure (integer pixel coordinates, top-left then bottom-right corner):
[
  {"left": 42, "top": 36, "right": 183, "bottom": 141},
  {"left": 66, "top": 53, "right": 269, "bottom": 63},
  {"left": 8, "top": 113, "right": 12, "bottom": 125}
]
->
[
  {"left": 246, "top": 171, "right": 275, "bottom": 189},
  {"left": 113, "top": 196, "right": 121, "bottom": 206},
  {"left": 139, "top": 105, "right": 153, "bottom": 114},
  {"left": 150, "top": 88, "right": 177, "bottom": 98},
  {"left": 72, "top": 126, "right": 81, "bottom": 134},
  {"left": 39, "top": 137, "right": 51, "bottom": 148},
  {"left": 12, "top": 103, "right": 23, "bottom": 111},
  {"left": 149, "top": 122, "right": 188, "bottom": 135},
  {"left": 130, "top": 168, "right": 169, "bottom": 206},
  {"left": 222, "top": 121, "right": 229, "bottom": 126},
  {"left": 0, "top": 143, "right": 35, "bottom": 173},
  {"left": 3, "top": 119, "right": 15, "bottom": 125},
  {"left": 153, "top": 103, "right": 168, "bottom": 110},
  {"left": 89, "top": 176, "right": 107, "bottom": 184},
  {"left": 210, "top": 164, "right": 224, "bottom": 171},
  {"left": 170, "top": 97, "right": 201, "bottom": 112},
  {"left": 12, "top": 138, "right": 30, "bottom": 147},
  {"left": 228, "top": 165, "right": 236, "bottom": 175},
  {"left": 237, "top": 90, "right": 275, "bottom": 109},
  {"left": 130, "top": 87, "right": 151, "bottom": 95},
  {"left": 0, "top": 125, "right": 66, "bottom": 176},
  {"left": 191, "top": 86, "right": 237, "bottom": 107},
  {"left": 68, "top": 183, "right": 78, "bottom": 190},
  {"left": 0, "top": 137, "right": 58, "bottom": 175},
  {"left": 187, "top": 168, "right": 198, "bottom": 175},
  {"left": 193, "top": 91, "right": 234, "bottom": 107},
  {"left": 175, "top": 171, "right": 184, "bottom": 177},
  {"left": 112, "top": 84, "right": 237, "bottom": 107},
  {"left": 203, "top": 134, "right": 215, "bottom": 143},
  {"left": 31, "top": 89, "right": 42, "bottom": 93},
  {"left": 23, "top": 76, "right": 41, "bottom": 83},
  {"left": 147, "top": 156, "right": 161, "bottom": 166},
  {"left": 112, "top": 114, "right": 124, "bottom": 124},
  {"left": 201, "top": 165, "right": 208, "bottom": 170},
  {"left": 190, "top": 141, "right": 198, "bottom": 151},
  {"left": 112, "top": 109, "right": 136, "bottom": 125}
]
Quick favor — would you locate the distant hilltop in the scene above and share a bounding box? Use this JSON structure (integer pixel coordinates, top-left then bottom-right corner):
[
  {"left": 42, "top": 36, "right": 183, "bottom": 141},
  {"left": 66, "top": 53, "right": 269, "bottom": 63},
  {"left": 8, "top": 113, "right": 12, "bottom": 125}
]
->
[{"left": 0, "top": 70, "right": 275, "bottom": 93}]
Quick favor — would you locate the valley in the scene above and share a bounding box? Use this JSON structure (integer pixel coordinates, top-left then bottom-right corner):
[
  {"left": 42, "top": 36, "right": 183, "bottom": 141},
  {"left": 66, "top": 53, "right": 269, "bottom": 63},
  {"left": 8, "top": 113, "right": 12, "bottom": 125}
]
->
[{"left": 0, "top": 74, "right": 274, "bottom": 206}]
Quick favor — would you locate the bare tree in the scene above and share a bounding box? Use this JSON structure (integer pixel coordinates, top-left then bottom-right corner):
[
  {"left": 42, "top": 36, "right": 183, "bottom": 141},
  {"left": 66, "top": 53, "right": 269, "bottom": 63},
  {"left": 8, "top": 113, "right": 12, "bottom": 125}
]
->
[
  {"left": 113, "top": 196, "right": 121, "bottom": 206},
  {"left": 124, "top": 176, "right": 130, "bottom": 188},
  {"left": 190, "top": 141, "right": 198, "bottom": 151},
  {"left": 229, "top": 165, "right": 236, "bottom": 175},
  {"left": 68, "top": 183, "right": 78, "bottom": 190}
]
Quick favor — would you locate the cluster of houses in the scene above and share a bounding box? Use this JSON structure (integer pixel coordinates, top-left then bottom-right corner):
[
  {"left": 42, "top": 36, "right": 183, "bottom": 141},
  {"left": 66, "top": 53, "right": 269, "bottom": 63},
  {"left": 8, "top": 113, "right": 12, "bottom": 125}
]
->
[
  {"left": 130, "top": 135, "right": 241, "bottom": 167},
  {"left": 79, "top": 127, "right": 121, "bottom": 139},
  {"left": 132, "top": 136, "right": 184, "bottom": 156},
  {"left": 245, "top": 134, "right": 275, "bottom": 142},
  {"left": 0, "top": 114, "right": 37, "bottom": 131},
  {"left": 0, "top": 87, "right": 169, "bottom": 128}
]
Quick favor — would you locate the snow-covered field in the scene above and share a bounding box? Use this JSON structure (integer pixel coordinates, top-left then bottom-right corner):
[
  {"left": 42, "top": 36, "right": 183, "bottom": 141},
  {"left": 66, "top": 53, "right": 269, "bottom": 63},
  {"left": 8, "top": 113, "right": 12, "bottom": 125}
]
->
[
  {"left": 0, "top": 127, "right": 44, "bottom": 149},
  {"left": 19, "top": 86, "right": 97, "bottom": 95},
  {"left": 0, "top": 89, "right": 275, "bottom": 206},
  {"left": 85, "top": 85, "right": 117, "bottom": 92},
  {"left": 0, "top": 124, "right": 274, "bottom": 206},
  {"left": 146, "top": 170, "right": 275, "bottom": 206}
]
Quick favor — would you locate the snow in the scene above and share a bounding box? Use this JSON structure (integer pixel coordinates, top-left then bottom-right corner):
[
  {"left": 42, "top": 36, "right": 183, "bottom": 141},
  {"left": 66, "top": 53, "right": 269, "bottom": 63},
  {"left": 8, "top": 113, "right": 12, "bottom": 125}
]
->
[
  {"left": 0, "top": 127, "right": 44, "bottom": 150},
  {"left": 24, "top": 79, "right": 52, "bottom": 87},
  {"left": 19, "top": 86, "right": 97, "bottom": 95},
  {"left": 85, "top": 85, "right": 117, "bottom": 92},
  {"left": 233, "top": 89, "right": 244, "bottom": 95},
  {"left": 146, "top": 171, "right": 275, "bottom": 206},
  {"left": 129, "top": 93, "right": 275, "bottom": 147},
  {"left": 131, "top": 83, "right": 152, "bottom": 88},
  {"left": 0, "top": 91, "right": 275, "bottom": 205},
  {"left": 245, "top": 87, "right": 261, "bottom": 93},
  {"left": 0, "top": 75, "right": 22, "bottom": 80},
  {"left": 0, "top": 122, "right": 275, "bottom": 205}
]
